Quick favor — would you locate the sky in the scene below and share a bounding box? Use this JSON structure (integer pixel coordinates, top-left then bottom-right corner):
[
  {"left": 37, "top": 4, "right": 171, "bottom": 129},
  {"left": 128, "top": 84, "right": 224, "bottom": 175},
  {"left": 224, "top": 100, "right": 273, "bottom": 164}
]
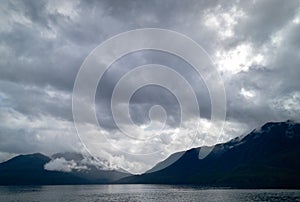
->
[{"left": 0, "top": 0, "right": 300, "bottom": 174}]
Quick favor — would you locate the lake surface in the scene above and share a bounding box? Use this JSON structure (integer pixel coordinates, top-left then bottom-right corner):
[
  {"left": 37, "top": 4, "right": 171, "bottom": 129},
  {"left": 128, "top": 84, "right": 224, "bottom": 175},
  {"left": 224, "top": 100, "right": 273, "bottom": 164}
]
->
[{"left": 0, "top": 184, "right": 299, "bottom": 202}]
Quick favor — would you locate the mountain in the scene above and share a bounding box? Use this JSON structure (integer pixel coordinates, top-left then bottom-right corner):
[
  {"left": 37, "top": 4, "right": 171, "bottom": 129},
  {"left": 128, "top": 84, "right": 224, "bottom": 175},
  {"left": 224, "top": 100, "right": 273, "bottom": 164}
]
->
[
  {"left": 1, "top": 121, "right": 299, "bottom": 187},
  {"left": 0, "top": 152, "right": 130, "bottom": 185},
  {"left": 0, "top": 153, "right": 88, "bottom": 185},
  {"left": 118, "top": 121, "right": 300, "bottom": 188}
]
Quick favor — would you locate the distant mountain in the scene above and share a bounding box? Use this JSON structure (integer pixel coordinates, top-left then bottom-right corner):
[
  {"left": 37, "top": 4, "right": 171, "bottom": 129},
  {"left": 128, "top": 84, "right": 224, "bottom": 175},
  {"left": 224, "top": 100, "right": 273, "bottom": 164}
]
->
[
  {"left": 0, "top": 152, "right": 130, "bottom": 185},
  {"left": 118, "top": 121, "right": 300, "bottom": 188},
  {"left": 1, "top": 121, "right": 299, "bottom": 187},
  {"left": 0, "top": 153, "right": 88, "bottom": 185}
]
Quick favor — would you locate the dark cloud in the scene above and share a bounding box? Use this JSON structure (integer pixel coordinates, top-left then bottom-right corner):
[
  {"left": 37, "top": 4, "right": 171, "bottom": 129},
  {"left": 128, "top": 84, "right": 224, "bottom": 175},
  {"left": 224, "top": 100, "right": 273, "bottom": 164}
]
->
[{"left": 235, "top": 0, "right": 300, "bottom": 44}]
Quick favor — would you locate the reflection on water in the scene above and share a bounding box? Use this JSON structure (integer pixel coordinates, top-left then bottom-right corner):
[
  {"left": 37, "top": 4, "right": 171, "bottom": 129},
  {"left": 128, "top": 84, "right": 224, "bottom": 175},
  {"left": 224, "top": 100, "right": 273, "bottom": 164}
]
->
[{"left": 0, "top": 184, "right": 299, "bottom": 202}]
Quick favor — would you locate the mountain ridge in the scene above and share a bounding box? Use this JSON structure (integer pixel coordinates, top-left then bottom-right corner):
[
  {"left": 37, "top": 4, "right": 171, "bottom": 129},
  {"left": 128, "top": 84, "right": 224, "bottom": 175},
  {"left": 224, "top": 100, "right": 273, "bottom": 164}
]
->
[
  {"left": 118, "top": 120, "right": 300, "bottom": 188},
  {"left": 0, "top": 121, "right": 299, "bottom": 187},
  {"left": 0, "top": 152, "right": 130, "bottom": 185}
]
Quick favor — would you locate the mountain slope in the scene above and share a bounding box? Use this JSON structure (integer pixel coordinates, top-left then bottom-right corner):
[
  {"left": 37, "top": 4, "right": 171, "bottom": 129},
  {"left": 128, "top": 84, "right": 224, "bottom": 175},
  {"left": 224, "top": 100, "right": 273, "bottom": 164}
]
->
[
  {"left": 0, "top": 153, "right": 130, "bottom": 185},
  {"left": 0, "top": 153, "right": 88, "bottom": 185},
  {"left": 118, "top": 121, "right": 300, "bottom": 188}
]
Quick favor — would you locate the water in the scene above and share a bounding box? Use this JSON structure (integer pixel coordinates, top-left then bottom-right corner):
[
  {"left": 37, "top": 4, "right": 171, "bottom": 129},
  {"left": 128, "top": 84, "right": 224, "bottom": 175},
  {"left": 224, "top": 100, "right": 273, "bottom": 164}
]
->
[{"left": 0, "top": 185, "right": 299, "bottom": 202}]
